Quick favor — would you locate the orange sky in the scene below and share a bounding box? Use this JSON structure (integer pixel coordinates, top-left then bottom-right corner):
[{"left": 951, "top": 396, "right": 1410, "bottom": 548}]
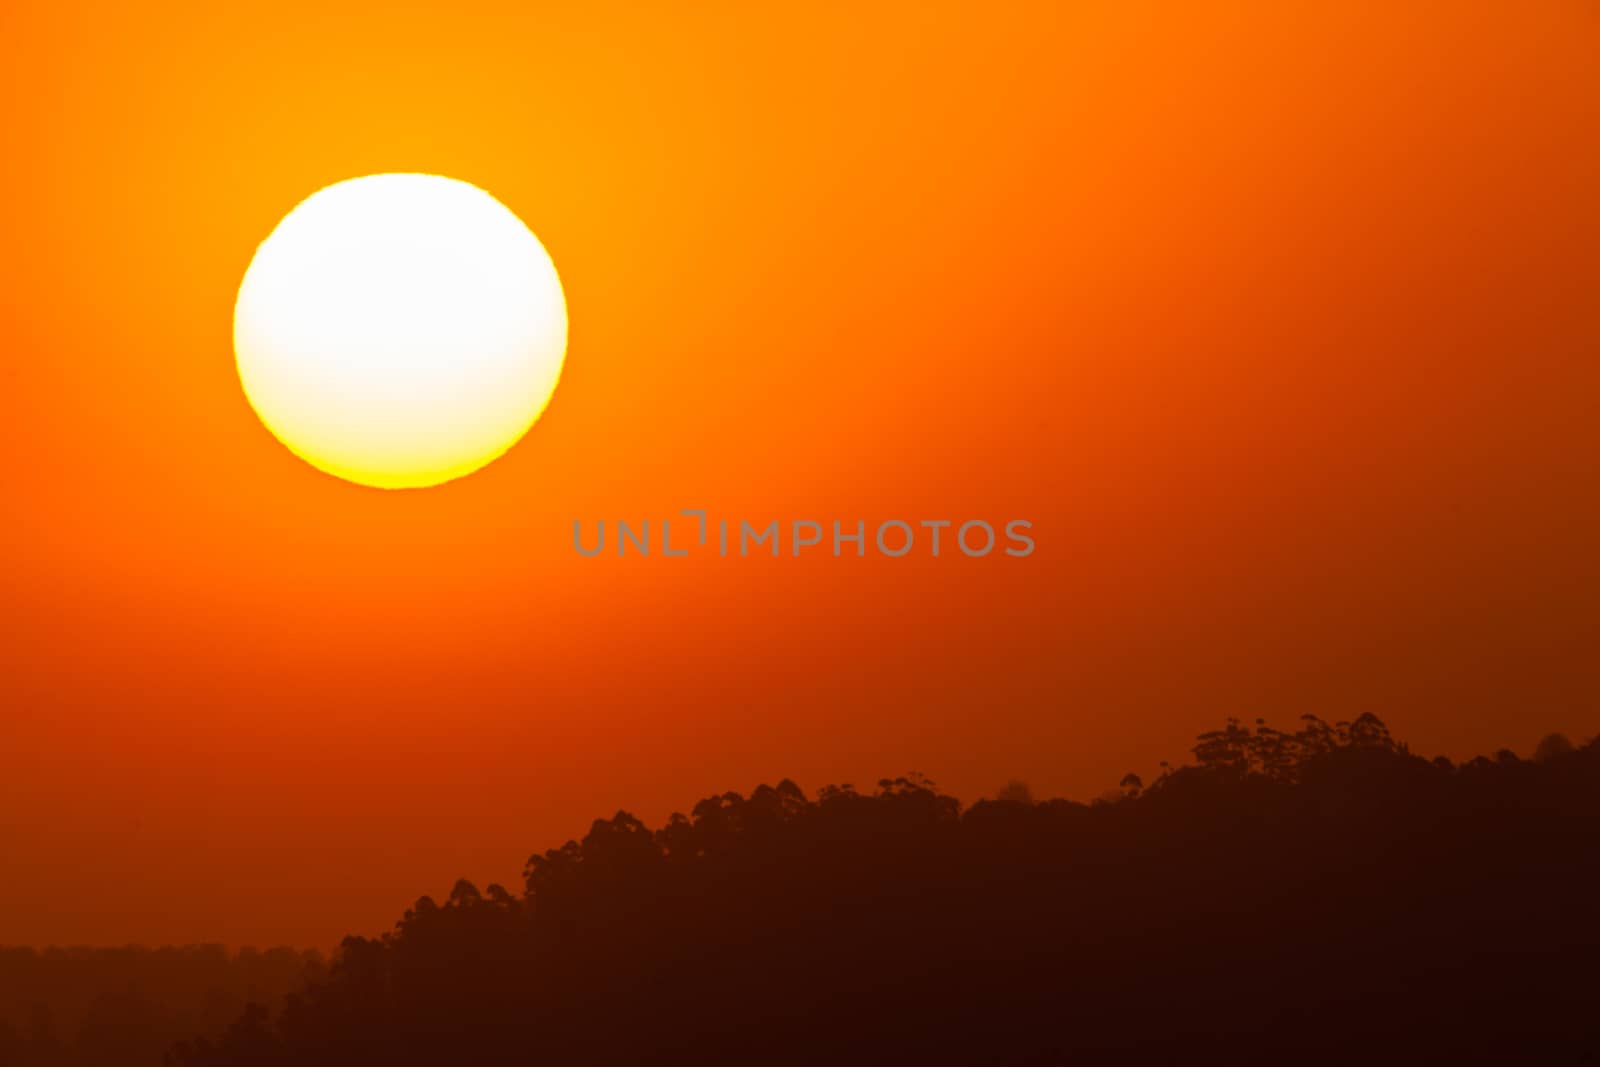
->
[{"left": 2, "top": 2, "right": 1597, "bottom": 948}]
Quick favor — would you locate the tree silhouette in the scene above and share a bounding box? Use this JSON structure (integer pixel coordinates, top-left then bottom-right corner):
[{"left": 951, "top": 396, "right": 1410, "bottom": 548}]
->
[
  {"left": 8, "top": 715, "right": 1600, "bottom": 1067},
  {"left": 163, "top": 713, "right": 1600, "bottom": 1065},
  {"left": 1536, "top": 732, "right": 1576, "bottom": 762}
]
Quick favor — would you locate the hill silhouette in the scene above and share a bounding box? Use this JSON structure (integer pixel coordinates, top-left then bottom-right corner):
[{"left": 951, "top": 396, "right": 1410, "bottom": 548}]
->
[
  {"left": 0, "top": 946, "right": 319, "bottom": 1067},
  {"left": 7, "top": 714, "right": 1600, "bottom": 1065}
]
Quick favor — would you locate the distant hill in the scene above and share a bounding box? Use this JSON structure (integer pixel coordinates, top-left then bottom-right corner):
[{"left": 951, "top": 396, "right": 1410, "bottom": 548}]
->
[
  {"left": 0, "top": 945, "right": 320, "bottom": 1067},
  {"left": 9, "top": 714, "right": 1600, "bottom": 1066}
]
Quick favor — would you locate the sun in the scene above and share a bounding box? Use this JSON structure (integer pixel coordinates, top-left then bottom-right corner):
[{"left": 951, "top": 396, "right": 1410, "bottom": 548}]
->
[{"left": 234, "top": 173, "right": 568, "bottom": 489}]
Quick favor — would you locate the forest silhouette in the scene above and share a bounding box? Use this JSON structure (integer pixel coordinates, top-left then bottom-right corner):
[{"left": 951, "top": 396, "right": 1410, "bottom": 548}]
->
[{"left": 5, "top": 714, "right": 1598, "bottom": 1065}]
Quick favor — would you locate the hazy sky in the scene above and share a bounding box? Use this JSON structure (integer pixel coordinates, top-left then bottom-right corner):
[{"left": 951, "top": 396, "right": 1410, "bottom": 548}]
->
[{"left": 2, "top": 1, "right": 1597, "bottom": 947}]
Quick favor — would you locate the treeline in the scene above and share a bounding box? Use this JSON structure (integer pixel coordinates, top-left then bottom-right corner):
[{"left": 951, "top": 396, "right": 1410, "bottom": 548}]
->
[
  {"left": 0, "top": 946, "right": 320, "bottom": 1067},
  {"left": 159, "top": 713, "right": 1600, "bottom": 1065},
  {"left": 4, "top": 717, "right": 1597, "bottom": 1065}
]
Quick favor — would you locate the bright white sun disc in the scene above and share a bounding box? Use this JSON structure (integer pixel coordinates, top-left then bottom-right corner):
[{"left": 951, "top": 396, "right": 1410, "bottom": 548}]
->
[{"left": 234, "top": 173, "right": 568, "bottom": 489}]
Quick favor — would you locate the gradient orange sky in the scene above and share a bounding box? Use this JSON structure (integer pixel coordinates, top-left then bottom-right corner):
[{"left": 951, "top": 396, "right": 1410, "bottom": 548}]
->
[{"left": 2, "top": 2, "right": 1597, "bottom": 948}]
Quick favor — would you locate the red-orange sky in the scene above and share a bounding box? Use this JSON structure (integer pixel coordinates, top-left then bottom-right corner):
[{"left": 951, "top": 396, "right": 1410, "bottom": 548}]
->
[{"left": 2, "top": 2, "right": 1597, "bottom": 948}]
